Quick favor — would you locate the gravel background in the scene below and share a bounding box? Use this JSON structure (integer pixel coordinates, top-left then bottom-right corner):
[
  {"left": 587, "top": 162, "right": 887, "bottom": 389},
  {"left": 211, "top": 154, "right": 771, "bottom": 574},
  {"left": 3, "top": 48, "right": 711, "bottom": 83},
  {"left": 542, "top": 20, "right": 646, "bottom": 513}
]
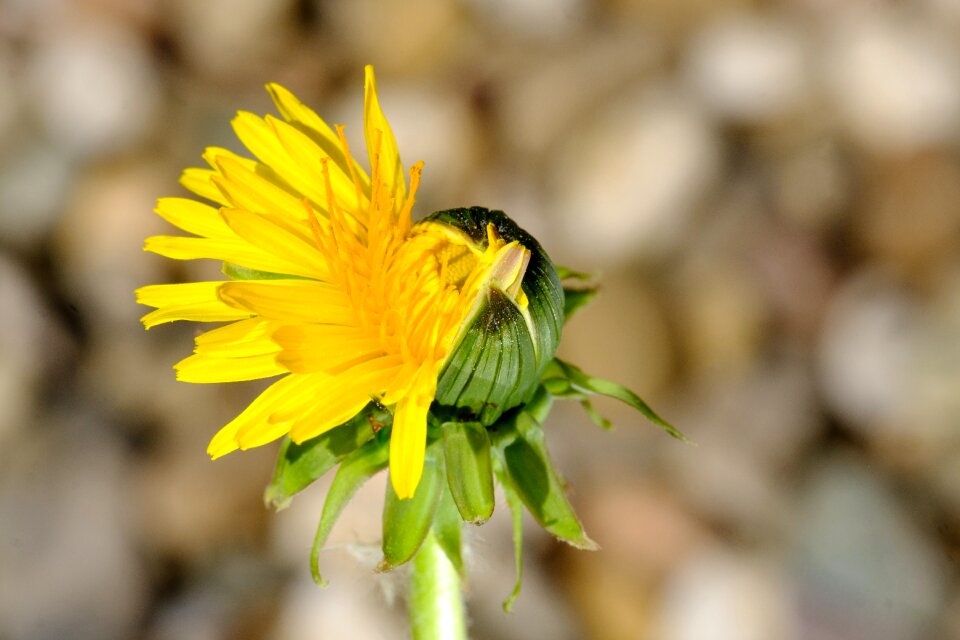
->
[{"left": 1, "top": 1, "right": 959, "bottom": 639}]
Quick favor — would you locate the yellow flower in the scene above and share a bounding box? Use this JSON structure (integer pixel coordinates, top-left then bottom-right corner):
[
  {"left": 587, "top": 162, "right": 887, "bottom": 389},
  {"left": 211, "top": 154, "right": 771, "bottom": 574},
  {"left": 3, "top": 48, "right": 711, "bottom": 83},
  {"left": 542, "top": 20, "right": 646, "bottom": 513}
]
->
[{"left": 136, "top": 66, "right": 531, "bottom": 498}]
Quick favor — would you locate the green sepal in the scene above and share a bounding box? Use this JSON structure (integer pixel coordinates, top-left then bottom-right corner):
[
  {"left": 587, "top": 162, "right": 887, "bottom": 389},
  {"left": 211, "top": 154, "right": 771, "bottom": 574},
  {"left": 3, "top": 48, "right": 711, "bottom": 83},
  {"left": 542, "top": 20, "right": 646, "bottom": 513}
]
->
[
  {"left": 380, "top": 444, "right": 444, "bottom": 571},
  {"left": 496, "top": 412, "right": 596, "bottom": 550},
  {"left": 496, "top": 462, "right": 525, "bottom": 613},
  {"left": 309, "top": 434, "right": 390, "bottom": 586},
  {"left": 432, "top": 480, "right": 464, "bottom": 577},
  {"left": 222, "top": 262, "right": 304, "bottom": 280},
  {"left": 562, "top": 286, "right": 598, "bottom": 320},
  {"left": 265, "top": 402, "right": 390, "bottom": 510},
  {"left": 442, "top": 421, "right": 495, "bottom": 524},
  {"left": 542, "top": 359, "right": 687, "bottom": 442}
]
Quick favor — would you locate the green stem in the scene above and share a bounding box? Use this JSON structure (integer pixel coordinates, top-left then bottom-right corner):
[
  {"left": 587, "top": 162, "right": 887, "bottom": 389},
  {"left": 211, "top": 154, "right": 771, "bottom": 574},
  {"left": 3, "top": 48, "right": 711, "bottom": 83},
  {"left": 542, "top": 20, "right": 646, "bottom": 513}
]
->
[{"left": 408, "top": 531, "right": 467, "bottom": 640}]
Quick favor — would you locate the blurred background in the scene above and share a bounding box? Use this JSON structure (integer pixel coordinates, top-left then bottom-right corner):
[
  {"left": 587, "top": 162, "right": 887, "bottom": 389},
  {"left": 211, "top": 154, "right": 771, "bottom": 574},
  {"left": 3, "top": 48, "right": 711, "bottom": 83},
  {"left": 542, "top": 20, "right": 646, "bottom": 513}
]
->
[{"left": 1, "top": 0, "right": 959, "bottom": 638}]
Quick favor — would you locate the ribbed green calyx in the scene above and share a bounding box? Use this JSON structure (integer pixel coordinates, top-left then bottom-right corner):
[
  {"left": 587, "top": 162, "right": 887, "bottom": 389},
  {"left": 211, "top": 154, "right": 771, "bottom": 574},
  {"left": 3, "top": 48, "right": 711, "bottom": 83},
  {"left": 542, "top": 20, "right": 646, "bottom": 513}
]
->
[{"left": 421, "top": 207, "right": 565, "bottom": 426}]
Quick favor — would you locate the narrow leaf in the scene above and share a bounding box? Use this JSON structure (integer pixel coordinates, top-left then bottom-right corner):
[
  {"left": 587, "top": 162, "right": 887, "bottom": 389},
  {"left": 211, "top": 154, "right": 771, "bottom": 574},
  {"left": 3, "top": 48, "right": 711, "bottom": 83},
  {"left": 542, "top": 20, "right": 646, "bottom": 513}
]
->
[
  {"left": 497, "top": 464, "right": 525, "bottom": 613},
  {"left": 310, "top": 435, "right": 389, "bottom": 586},
  {"left": 499, "top": 418, "right": 596, "bottom": 550},
  {"left": 553, "top": 358, "right": 687, "bottom": 441},
  {"left": 555, "top": 265, "right": 596, "bottom": 281},
  {"left": 579, "top": 398, "right": 613, "bottom": 431}
]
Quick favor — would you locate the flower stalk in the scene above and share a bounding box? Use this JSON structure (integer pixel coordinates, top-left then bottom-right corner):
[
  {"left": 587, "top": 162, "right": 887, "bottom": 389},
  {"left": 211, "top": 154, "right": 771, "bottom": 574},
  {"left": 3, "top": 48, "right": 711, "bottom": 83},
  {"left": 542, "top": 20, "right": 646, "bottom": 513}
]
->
[{"left": 408, "top": 532, "right": 466, "bottom": 640}]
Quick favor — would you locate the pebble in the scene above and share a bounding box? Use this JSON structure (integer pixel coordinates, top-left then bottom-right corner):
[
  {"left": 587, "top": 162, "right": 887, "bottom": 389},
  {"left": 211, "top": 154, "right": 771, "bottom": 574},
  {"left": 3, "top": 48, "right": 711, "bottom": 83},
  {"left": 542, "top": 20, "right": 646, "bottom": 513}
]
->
[
  {"left": 655, "top": 547, "right": 798, "bottom": 640},
  {"left": 792, "top": 453, "right": 948, "bottom": 640},
  {"left": 323, "top": 0, "right": 463, "bottom": 75},
  {"left": 855, "top": 154, "right": 960, "bottom": 278},
  {"left": 549, "top": 83, "right": 722, "bottom": 265},
  {"left": 0, "top": 417, "right": 145, "bottom": 640},
  {"left": 685, "top": 14, "right": 809, "bottom": 123},
  {"left": 0, "top": 42, "right": 20, "bottom": 148},
  {"left": 0, "top": 139, "right": 75, "bottom": 250},
  {"left": 463, "top": 0, "right": 588, "bottom": 41},
  {"left": 167, "top": 0, "right": 299, "bottom": 79},
  {"left": 25, "top": 14, "right": 161, "bottom": 157},
  {"left": 54, "top": 160, "right": 169, "bottom": 332},
  {"left": 0, "top": 256, "right": 71, "bottom": 448},
  {"left": 817, "top": 270, "right": 917, "bottom": 443},
  {"left": 824, "top": 8, "right": 960, "bottom": 153}
]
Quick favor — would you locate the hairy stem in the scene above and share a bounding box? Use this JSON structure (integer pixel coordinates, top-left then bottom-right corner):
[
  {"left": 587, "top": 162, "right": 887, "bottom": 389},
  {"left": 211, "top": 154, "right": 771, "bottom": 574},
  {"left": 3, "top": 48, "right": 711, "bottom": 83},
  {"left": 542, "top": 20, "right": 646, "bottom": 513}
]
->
[{"left": 408, "top": 531, "right": 466, "bottom": 640}]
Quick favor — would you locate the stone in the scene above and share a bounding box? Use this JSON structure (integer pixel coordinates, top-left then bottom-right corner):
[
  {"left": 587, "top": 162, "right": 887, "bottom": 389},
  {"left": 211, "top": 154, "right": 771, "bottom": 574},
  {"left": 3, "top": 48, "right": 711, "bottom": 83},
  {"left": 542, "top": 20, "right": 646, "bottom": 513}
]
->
[
  {"left": 25, "top": 13, "right": 161, "bottom": 157},
  {"left": 817, "top": 270, "right": 917, "bottom": 443},
  {"left": 549, "top": 83, "right": 721, "bottom": 265},
  {"left": 0, "top": 139, "right": 75, "bottom": 250},
  {"left": 824, "top": 8, "right": 960, "bottom": 153},
  {"left": 0, "top": 416, "right": 146, "bottom": 640},
  {"left": 167, "top": 0, "right": 298, "bottom": 79},
  {"left": 655, "top": 547, "right": 798, "bottom": 640},
  {"left": 685, "top": 14, "right": 809, "bottom": 123},
  {"left": 792, "top": 453, "right": 948, "bottom": 640}
]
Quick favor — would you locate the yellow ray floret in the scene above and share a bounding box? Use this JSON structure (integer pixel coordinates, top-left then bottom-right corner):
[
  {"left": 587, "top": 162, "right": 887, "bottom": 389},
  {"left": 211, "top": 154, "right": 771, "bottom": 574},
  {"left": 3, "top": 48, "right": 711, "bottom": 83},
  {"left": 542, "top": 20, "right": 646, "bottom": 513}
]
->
[{"left": 137, "top": 66, "right": 531, "bottom": 499}]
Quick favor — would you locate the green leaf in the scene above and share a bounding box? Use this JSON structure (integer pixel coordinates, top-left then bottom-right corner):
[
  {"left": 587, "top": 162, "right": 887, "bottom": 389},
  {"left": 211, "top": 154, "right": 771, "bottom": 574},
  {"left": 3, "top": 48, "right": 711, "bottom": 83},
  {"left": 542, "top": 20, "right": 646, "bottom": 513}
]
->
[
  {"left": 546, "top": 359, "right": 688, "bottom": 442},
  {"left": 432, "top": 480, "right": 464, "bottom": 577},
  {"left": 222, "top": 262, "right": 304, "bottom": 280},
  {"left": 442, "top": 421, "right": 495, "bottom": 524},
  {"left": 562, "top": 286, "right": 598, "bottom": 320},
  {"left": 498, "top": 416, "right": 596, "bottom": 550},
  {"left": 309, "top": 435, "right": 389, "bottom": 586},
  {"left": 496, "top": 464, "right": 525, "bottom": 613},
  {"left": 555, "top": 265, "right": 596, "bottom": 281},
  {"left": 580, "top": 398, "right": 613, "bottom": 431},
  {"left": 265, "top": 403, "right": 390, "bottom": 510},
  {"left": 380, "top": 445, "right": 444, "bottom": 571}
]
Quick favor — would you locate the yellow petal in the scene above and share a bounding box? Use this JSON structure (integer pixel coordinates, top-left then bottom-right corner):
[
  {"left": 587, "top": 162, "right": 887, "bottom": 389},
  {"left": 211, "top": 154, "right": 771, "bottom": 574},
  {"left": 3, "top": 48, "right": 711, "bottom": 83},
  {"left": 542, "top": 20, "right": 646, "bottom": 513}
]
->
[
  {"left": 288, "top": 390, "right": 371, "bottom": 444},
  {"left": 180, "top": 168, "right": 229, "bottom": 205},
  {"left": 231, "top": 111, "right": 330, "bottom": 207},
  {"left": 207, "top": 373, "right": 325, "bottom": 458},
  {"left": 286, "top": 356, "right": 404, "bottom": 442},
  {"left": 202, "top": 146, "right": 258, "bottom": 172},
  {"left": 272, "top": 324, "right": 384, "bottom": 373},
  {"left": 136, "top": 282, "right": 252, "bottom": 328},
  {"left": 193, "top": 318, "right": 279, "bottom": 357},
  {"left": 154, "top": 197, "right": 232, "bottom": 238},
  {"left": 388, "top": 365, "right": 437, "bottom": 499},
  {"left": 211, "top": 156, "right": 307, "bottom": 220},
  {"left": 363, "top": 65, "right": 405, "bottom": 205},
  {"left": 218, "top": 208, "right": 329, "bottom": 280},
  {"left": 218, "top": 280, "right": 355, "bottom": 324},
  {"left": 265, "top": 82, "right": 371, "bottom": 191},
  {"left": 267, "top": 115, "right": 364, "bottom": 216},
  {"left": 175, "top": 352, "right": 286, "bottom": 382},
  {"left": 144, "top": 235, "right": 316, "bottom": 277}
]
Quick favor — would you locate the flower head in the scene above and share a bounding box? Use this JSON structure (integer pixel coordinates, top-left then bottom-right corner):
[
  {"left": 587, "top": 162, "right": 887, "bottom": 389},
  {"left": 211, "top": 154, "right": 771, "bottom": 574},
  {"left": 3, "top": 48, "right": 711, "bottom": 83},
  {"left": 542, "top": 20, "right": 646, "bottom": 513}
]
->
[
  {"left": 138, "top": 67, "right": 681, "bottom": 603},
  {"left": 137, "top": 66, "right": 548, "bottom": 498}
]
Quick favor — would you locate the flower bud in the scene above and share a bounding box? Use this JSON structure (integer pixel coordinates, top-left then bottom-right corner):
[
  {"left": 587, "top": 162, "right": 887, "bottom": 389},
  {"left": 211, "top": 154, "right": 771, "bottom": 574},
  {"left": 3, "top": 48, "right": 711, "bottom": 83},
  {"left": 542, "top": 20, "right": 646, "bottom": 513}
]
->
[{"left": 415, "top": 207, "right": 564, "bottom": 426}]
